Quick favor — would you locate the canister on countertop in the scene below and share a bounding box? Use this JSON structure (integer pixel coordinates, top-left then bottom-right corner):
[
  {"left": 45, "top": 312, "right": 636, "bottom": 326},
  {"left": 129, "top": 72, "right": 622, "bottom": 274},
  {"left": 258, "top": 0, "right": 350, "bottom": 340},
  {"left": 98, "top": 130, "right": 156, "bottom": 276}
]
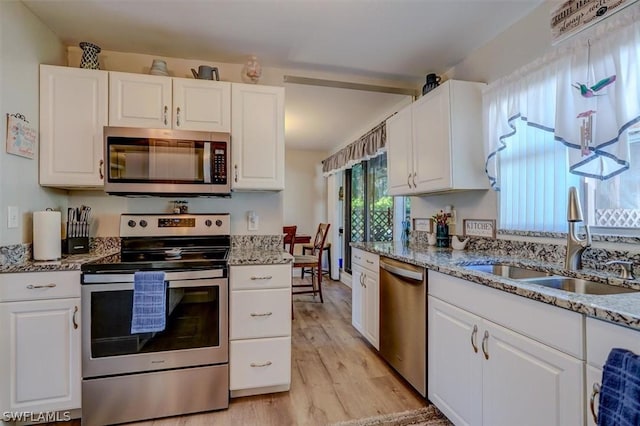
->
[{"left": 33, "top": 209, "right": 61, "bottom": 261}]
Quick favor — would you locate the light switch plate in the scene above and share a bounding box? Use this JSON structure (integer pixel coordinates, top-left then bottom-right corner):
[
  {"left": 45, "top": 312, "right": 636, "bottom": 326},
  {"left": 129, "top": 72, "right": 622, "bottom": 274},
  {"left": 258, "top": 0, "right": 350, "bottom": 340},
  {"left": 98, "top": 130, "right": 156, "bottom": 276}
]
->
[
  {"left": 7, "top": 206, "right": 18, "bottom": 229},
  {"left": 247, "top": 211, "right": 259, "bottom": 231}
]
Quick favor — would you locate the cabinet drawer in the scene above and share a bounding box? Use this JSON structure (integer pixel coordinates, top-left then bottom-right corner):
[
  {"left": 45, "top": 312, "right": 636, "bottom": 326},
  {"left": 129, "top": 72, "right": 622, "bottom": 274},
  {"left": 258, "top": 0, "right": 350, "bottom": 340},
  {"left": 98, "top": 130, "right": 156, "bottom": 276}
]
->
[
  {"left": 230, "top": 264, "right": 291, "bottom": 290},
  {"left": 230, "top": 288, "right": 291, "bottom": 339},
  {"left": 429, "top": 270, "right": 584, "bottom": 359},
  {"left": 586, "top": 317, "right": 640, "bottom": 368},
  {"left": 230, "top": 337, "right": 291, "bottom": 390},
  {"left": 0, "top": 271, "right": 80, "bottom": 302},
  {"left": 352, "top": 248, "right": 379, "bottom": 272}
]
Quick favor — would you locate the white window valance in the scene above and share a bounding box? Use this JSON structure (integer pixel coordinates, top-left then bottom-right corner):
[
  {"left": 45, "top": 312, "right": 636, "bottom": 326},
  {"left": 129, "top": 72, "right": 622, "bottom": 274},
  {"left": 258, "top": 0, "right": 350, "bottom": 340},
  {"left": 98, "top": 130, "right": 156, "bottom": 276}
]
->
[
  {"left": 484, "top": 2, "right": 640, "bottom": 189},
  {"left": 322, "top": 121, "right": 386, "bottom": 176}
]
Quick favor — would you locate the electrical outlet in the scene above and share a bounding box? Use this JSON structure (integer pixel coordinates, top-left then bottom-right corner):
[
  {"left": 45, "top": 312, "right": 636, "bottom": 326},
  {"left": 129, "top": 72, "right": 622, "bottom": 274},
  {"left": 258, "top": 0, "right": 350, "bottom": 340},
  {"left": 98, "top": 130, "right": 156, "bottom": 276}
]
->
[
  {"left": 247, "top": 211, "right": 259, "bottom": 231},
  {"left": 7, "top": 206, "right": 18, "bottom": 229}
]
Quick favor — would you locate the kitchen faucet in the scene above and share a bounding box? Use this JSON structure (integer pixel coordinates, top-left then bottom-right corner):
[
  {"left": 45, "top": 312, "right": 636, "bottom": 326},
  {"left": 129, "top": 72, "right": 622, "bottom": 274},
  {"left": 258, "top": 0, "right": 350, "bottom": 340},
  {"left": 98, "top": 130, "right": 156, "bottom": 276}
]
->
[{"left": 565, "top": 186, "right": 591, "bottom": 270}]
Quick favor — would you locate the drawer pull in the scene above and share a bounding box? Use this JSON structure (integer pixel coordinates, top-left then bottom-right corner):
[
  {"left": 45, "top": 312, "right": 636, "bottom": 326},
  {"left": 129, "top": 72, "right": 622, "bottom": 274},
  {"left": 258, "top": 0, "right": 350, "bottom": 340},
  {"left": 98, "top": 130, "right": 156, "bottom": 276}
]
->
[
  {"left": 72, "top": 306, "right": 79, "bottom": 330},
  {"left": 26, "top": 284, "right": 57, "bottom": 289},
  {"left": 481, "top": 330, "right": 490, "bottom": 360},
  {"left": 250, "top": 312, "right": 273, "bottom": 317},
  {"left": 250, "top": 361, "right": 272, "bottom": 368},
  {"left": 470, "top": 324, "right": 478, "bottom": 353},
  {"left": 250, "top": 276, "right": 273, "bottom": 280},
  {"left": 366, "top": 259, "right": 374, "bottom": 264},
  {"left": 590, "top": 382, "right": 600, "bottom": 424}
]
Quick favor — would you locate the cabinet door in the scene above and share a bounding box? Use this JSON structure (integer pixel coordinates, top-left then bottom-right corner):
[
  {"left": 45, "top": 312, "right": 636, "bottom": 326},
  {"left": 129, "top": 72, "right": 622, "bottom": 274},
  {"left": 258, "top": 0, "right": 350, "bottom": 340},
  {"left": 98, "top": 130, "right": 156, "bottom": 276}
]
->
[
  {"left": 40, "top": 65, "right": 107, "bottom": 187},
  {"left": 231, "top": 83, "right": 285, "bottom": 190},
  {"left": 428, "top": 296, "right": 483, "bottom": 426},
  {"left": 585, "top": 365, "right": 602, "bottom": 426},
  {"left": 386, "top": 107, "right": 414, "bottom": 196},
  {"left": 172, "top": 78, "right": 231, "bottom": 131},
  {"left": 0, "top": 298, "right": 80, "bottom": 413},
  {"left": 109, "top": 71, "right": 172, "bottom": 128},
  {"left": 362, "top": 271, "right": 379, "bottom": 350},
  {"left": 413, "top": 83, "right": 451, "bottom": 192},
  {"left": 351, "top": 265, "right": 365, "bottom": 335},
  {"left": 482, "top": 320, "right": 584, "bottom": 426}
]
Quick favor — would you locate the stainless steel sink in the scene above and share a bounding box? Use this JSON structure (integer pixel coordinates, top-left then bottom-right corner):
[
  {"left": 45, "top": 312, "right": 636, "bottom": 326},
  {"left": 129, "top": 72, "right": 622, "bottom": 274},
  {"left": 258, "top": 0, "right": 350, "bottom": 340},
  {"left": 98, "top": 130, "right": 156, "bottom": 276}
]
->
[
  {"left": 524, "top": 277, "right": 639, "bottom": 295},
  {"left": 464, "top": 263, "right": 552, "bottom": 279}
]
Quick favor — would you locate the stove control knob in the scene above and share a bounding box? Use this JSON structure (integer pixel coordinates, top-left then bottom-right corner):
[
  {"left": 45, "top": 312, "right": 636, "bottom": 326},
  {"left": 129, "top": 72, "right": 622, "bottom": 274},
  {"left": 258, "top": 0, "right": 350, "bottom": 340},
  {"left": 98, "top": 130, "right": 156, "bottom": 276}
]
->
[
  {"left": 215, "top": 220, "right": 223, "bottom": 227},
  {"left": 128, "top": 220, "right": 136, "bottom": 228},
  {"left": 205, "top": 220, "right": 212, "bottom": 227},
  {"left": 139, "top": 220, "right": 148, "bottom": 228}
]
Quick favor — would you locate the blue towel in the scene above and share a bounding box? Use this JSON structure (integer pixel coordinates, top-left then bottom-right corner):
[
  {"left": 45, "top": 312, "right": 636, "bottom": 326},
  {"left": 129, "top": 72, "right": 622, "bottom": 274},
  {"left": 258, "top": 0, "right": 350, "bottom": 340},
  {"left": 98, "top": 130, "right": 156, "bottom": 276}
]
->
[
  {"left": 598, "top": 348, "right": 640, "bottom": 426},
  {"left": 130, "top": 271, "right": 167, "bottom": 334}
]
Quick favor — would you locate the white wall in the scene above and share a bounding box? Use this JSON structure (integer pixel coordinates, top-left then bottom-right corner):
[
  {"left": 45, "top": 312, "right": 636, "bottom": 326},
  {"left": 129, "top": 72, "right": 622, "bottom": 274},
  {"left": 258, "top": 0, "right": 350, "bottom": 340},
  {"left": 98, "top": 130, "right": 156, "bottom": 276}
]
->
[
  {"left": 0, "top": 1, "right": 67, "bottom": 245},
  {"left": 283, "top": 149, "right": 327, "bottom": 237},
  {"left": 410, "top": 1, "right": 554, "bottom": 231}
]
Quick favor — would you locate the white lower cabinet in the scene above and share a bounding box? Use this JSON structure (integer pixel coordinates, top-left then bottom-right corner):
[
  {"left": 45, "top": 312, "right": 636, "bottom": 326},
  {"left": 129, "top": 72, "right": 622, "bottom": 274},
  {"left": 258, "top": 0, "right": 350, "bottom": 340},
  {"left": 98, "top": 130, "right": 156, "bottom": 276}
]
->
[
  {"left": 585, "top": 316, "right": 640, "bottom": 425},
  {"left": 428, "top": 271, "right": 584, "bottom": 426},
  {"left": 351, "top": 248, "right": 379, "bottom": 349},
  {"left": 0, "top": 272, "right": 81, "bottom": 416},
  {"left": 229, "top": 264, "right": 291, "bottom": 397}
]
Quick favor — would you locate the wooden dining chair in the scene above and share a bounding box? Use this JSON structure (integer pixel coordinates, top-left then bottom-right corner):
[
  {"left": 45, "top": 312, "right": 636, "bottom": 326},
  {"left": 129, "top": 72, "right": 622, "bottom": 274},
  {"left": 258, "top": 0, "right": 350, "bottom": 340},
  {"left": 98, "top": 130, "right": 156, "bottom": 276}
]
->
[
  {"left": 292, "top": 223, "right": 330, "bottom": 303},
  {"left": 283, "top": 225, "right": 297, "bottom": 255}
]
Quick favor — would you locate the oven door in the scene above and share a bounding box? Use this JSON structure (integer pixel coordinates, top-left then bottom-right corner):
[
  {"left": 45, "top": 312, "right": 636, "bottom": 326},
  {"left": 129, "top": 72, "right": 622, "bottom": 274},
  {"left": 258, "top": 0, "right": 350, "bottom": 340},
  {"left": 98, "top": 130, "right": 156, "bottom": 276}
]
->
[{"left": 82, "top": 269, "right": 228, "bottom": 378}]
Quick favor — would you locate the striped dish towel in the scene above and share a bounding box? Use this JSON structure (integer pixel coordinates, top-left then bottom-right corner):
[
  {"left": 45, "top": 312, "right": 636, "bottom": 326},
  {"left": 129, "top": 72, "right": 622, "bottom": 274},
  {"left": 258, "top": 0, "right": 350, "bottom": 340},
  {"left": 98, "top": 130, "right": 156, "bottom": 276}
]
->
[{"left": 130, "top": 271, "right": 167, "bottom": 334}]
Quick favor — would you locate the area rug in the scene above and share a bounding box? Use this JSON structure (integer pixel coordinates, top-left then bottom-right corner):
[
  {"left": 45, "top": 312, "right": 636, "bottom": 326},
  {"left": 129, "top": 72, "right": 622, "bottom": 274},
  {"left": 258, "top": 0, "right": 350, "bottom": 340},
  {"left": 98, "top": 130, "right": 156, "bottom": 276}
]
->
[{"left": 331, "top": 405, "right": 453, "bottom": 426}]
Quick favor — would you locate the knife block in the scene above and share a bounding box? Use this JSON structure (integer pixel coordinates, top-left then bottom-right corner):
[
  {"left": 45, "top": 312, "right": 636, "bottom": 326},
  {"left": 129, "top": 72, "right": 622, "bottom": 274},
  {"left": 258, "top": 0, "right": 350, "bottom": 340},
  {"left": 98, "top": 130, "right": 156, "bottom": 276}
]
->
[{"left": 64, "top": 237, "right": 90, "bottom": 254}]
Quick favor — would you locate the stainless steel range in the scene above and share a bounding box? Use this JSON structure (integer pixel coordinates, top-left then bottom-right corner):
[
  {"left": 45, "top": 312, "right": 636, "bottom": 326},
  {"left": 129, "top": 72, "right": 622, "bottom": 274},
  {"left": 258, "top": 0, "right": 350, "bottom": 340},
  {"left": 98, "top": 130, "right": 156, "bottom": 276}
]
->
[{"left": 80, "top": 213, "right": 230, "bottom": 426}]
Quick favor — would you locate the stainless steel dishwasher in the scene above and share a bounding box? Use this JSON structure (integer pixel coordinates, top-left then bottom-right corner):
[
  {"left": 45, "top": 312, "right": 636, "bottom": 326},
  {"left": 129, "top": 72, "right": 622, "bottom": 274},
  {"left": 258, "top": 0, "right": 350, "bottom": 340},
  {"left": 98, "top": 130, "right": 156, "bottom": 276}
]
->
[{"left": 379, "top": 257, "right": 426, "bottom": 397}]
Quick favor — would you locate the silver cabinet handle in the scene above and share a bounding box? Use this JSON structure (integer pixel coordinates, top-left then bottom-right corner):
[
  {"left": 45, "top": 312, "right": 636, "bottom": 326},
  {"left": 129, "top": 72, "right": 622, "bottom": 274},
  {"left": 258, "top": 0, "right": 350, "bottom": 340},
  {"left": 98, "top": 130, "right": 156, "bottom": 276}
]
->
[
  {"left": 250, "top": 276, "right": 273, "bottom": 280},
  {"left": 163, "top": 105, "right": 168, "bottom": 125},
  {"left": 481, "top": 330, "right": 489, "bottom": 360},
  {"left": 590, "top": 382, "right": 600, "bottom": 424},
  {"left": 470, "top": 324, "right": 478, "bottom": 353},
  {"left": 361, "top": 273, "right": 367, "bottom": 288},
  {"left": 407, "top": 174, "right": 411, "bottom": 188},
  {"left": 250, "top": 361, "right": 272, "bottom": 368},
  {"left": 176, "top": 107, "right": 181, "bottom": 127},
  {"left": 250, "top": 312, "right": 273, "bottom": 317},
  {"left": 366, "top": 259, "right": 374, "bottom": 264},
  {"left": 412, "top": 172, "right": 417, "bottom": 188},
  {"left": 26, "top": 284, "right": 56, "bottom": 289},
  {"left": 99, "top": 159, "right": 104, "bottom": 180},
  {"left": 72, "top": 306, "right": 79, "bottom": 330},
  {"left": 234, "top": 164, "right": 238, "bottom": 182}
]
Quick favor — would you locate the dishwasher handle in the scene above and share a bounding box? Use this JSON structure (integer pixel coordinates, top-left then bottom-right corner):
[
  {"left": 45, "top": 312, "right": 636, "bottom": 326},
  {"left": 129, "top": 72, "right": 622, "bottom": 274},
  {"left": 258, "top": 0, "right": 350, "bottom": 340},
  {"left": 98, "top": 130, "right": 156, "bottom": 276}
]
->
[{"left": 380, "top": 260, "right": 424, "bottom": 281}]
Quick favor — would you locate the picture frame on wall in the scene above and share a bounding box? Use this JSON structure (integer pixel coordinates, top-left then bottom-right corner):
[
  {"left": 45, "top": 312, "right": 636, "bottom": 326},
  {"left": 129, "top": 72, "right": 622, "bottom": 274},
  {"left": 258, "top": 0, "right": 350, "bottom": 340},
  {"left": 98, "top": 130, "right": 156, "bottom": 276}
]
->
[{"left": 412, "top": 218, "right": 433, "bottom": 232}]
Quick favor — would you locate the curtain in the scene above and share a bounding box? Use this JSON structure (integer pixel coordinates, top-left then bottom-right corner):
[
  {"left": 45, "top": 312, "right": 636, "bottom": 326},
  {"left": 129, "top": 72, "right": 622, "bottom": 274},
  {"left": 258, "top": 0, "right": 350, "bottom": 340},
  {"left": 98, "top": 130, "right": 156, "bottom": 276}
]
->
[
  {"left": 322, "top": 121, "right": 386, "bottom": 176},
  {"left": 484, "top": 3, "right": 640, "bottom": 189}
]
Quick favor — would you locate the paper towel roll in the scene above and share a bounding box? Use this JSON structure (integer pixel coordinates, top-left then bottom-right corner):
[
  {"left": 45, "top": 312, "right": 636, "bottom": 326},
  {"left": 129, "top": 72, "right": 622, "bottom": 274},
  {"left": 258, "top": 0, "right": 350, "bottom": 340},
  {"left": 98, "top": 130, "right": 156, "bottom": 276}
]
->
[{"left": 33, "top": 210, "right": 61, "bottom": 261}]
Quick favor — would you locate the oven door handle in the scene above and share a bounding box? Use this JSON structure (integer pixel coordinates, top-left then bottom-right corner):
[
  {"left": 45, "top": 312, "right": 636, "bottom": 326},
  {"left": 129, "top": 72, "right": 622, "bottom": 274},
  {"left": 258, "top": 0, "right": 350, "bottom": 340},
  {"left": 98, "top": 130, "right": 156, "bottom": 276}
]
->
[{"left": 81, "top": 277, "right": 227, "bottom": 292}]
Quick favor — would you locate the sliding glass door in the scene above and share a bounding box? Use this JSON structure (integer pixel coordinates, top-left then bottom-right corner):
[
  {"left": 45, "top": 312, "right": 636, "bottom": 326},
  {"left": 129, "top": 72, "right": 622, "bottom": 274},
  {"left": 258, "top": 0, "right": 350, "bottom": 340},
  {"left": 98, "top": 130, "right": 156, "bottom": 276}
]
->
[{"left": 345, "top": 153, "right": 399, "bottom": 273}]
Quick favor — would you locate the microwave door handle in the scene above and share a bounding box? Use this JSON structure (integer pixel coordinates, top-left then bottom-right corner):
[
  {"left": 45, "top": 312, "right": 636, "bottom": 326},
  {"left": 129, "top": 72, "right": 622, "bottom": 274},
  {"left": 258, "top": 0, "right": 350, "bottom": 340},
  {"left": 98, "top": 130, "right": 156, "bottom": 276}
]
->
[{"left": 203, "top": 142, "right": 211, "bottom": 183}]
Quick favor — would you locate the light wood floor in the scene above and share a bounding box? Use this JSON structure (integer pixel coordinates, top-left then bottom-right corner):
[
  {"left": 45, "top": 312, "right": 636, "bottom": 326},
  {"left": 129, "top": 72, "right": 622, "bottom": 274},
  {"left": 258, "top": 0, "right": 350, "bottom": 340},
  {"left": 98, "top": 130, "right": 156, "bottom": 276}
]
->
[{"left": 56, "top": 278, "right": 426, "bottom": 426}]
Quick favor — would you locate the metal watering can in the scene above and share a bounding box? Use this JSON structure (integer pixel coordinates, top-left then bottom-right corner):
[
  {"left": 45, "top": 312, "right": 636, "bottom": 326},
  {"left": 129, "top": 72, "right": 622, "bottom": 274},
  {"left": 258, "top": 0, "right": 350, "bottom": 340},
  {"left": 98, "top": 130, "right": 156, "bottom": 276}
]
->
[{"left": 191, "top": 65, "right": 220, "bottom": 81}]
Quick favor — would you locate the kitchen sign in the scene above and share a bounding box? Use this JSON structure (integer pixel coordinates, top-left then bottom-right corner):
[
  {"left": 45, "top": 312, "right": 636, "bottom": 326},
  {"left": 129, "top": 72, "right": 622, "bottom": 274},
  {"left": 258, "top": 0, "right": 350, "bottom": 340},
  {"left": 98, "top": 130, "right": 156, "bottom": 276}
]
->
[
  {"left": 551, "top": 0, "right": 638, "bottom": 44},
  {"left": 6, "top": 113, "right": 36, "bottom": 159},
  {"left": 463, "top": 219, "right": 496, "bottom": 239}
]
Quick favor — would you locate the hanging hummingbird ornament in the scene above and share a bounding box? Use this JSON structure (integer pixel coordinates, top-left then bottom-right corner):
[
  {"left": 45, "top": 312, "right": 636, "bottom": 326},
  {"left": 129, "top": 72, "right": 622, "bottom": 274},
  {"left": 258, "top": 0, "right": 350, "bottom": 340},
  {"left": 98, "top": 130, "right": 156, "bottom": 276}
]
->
[{"left": 572, "top": 75, "right": 616, "bottom": 98}]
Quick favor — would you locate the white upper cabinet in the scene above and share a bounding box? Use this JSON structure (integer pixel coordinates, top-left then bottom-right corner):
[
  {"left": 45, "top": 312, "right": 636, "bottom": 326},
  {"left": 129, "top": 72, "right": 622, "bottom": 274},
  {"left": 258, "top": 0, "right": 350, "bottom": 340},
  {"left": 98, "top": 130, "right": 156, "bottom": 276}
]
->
[
  {"left": 109, "top": 72, "right": 231, "bottom": 131},
  {"left": 231, "top": 83, "right": 285, "bottom": 191},
  {"left": 171, "top": 78, "right": 230, "bottom": 132},
  {"left": 39, "top": 65, "right": 108, "bottom": 188},
  {"left": 386, "top": 80, "right": 488, "bottom": 195}
]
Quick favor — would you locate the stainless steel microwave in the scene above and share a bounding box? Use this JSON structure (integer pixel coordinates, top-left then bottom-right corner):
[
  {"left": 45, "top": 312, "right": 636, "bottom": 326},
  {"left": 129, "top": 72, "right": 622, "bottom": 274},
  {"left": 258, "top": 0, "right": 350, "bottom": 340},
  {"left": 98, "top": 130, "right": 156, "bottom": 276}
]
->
[{"left": 104, "top": 127, "right": 230, "bottom": 196}]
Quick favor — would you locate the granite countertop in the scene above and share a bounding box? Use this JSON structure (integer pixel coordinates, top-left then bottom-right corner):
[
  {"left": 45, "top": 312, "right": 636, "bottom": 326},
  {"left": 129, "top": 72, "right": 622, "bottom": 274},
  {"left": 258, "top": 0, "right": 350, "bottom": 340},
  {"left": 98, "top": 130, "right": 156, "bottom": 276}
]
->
[
  {"left": 0, "top": 251, "right": 117, "bottom": 273},
  {"left": 0, "top": 248, "right": 293, "bottom": 273},
  {"left": 352, "top": 241, "right": 640, "bottom": 332},
  {"left": 228, "top": 249, "right": 293, "bottom": 265}
]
